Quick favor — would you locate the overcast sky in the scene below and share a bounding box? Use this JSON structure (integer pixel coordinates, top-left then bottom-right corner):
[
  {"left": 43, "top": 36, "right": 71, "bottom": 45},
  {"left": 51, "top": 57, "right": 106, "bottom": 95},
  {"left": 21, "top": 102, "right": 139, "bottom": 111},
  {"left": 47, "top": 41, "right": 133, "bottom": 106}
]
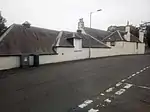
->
[{"left": 0, "top": 0, "right": 150, "bottom": 31}]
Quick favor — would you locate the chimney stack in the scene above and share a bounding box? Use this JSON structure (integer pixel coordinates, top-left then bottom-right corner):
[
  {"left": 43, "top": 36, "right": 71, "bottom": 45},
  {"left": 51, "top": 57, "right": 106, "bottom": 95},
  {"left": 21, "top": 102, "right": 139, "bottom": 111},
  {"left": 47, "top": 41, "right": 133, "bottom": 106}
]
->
[
  {"left": 78, "top": 18, "right": 84, "bottom": 30},
  {"left": 124, "top": 21, "right": 131, "bottom": 41},
  {"left": 139, "top": 29, "right": 144, "bottom": 42},
  {"left": 22, "top": 21, "right": 31, "bottom": 28}
]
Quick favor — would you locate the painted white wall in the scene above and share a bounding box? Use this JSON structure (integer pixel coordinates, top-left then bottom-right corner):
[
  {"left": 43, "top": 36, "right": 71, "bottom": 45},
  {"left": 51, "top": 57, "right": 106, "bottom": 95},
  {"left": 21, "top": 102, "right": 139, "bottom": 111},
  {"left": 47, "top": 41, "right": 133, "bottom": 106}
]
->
[
  {"left": 106, "top": 42, "right": 111, "bottom": 47},
  {"left": 0, "top": 56, "right": 20, "bottom": 70},
  {"left": 29, "top": 56, "right": 34, "bottom": 66},
  {"left": 137, "top": 43, "right": 145, "bottom": 54},
  {"left": 124, "top": 26, "right": 131, "bottom": 41},
  {"left": 74, "top": 39, "right": 82, "bottom": 51},
  {"left": 39, "top": 47, "right": 89, "bottom": 65},
  {"left": 0, "top": 42, "right": 145, "bottom": 70},
  {"left": 90, "top": 48, "right": 112, "bottom": 58},
  {"left": 139, "top": 31, "right": 144, "bottom": 43}
]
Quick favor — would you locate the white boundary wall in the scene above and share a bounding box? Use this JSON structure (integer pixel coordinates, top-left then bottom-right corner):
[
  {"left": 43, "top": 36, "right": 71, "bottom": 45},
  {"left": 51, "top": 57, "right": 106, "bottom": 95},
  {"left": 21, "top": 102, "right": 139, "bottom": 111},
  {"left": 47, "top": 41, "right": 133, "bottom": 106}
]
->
[
  {"left": 137, "top": 43, "right": 145, "bottom": 54},
  {"left": 0, "top": 42, "right": 145, "bottom": 70},
  {"left": 39, "top": 48, "right": 89, "bottom": 65},
  {"left": 0, "top": 56, "right": 20, "bottom": 70}
]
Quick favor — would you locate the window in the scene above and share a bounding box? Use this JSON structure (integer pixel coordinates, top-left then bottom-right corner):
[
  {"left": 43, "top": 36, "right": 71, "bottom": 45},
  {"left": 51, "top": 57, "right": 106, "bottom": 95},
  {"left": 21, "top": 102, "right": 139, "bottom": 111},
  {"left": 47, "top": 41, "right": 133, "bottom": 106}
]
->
[{"left": 110, "top": 41, "right": 115, "bottom": 46}]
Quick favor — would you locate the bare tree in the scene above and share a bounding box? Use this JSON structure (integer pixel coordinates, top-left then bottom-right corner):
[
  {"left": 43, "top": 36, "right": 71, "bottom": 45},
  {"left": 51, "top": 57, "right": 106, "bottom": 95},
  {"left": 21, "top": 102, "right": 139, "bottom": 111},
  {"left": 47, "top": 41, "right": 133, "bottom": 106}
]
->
[{"left": 0, "top": 11, "right": 7, "bottom": 36}]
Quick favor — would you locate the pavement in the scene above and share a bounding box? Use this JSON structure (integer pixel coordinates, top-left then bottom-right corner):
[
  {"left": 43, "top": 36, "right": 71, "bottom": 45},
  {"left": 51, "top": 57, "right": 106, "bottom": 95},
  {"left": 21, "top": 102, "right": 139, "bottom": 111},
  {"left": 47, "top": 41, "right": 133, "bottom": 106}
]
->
[{"left": 0, "top": 54, "right": 150, "bottom": 112}]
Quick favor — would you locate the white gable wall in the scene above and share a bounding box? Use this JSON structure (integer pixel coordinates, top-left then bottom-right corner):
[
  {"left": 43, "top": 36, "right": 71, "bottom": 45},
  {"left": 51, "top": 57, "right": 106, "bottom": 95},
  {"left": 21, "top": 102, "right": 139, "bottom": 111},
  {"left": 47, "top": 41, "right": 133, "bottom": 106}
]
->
[
  {"left": 137, "top": 43, "right": 145, "bottom": 54},
  {"left": 0, "top": 56, "right": 20, "bottom": 70},
  {"left": 74, "top": 39, "right": 82, "bottom": 51},
  {"left": 124, "top": 26, "right": 131, "bottom": 41},
  {"left": 139, "top": 31, "right": 144, "bottom": 43}
]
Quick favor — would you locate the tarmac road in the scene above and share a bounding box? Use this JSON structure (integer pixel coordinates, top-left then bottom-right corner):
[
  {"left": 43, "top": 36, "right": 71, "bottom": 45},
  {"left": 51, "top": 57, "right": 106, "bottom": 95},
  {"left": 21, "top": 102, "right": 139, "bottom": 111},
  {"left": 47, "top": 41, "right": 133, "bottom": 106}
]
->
[{"left": 0, "top": 55, "right": 150, "bottom": 112}]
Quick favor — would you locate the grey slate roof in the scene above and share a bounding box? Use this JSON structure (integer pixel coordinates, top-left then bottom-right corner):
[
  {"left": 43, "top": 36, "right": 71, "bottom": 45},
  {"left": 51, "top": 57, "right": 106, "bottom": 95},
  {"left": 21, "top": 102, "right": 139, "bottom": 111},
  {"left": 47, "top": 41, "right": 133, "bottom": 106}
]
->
[
  {"left": 84, "top": 27, "right": 111, "bottom": 41},
  {"left": 130, "top": 34, "right": 141, "bottom": 43},
  {"left": 0, "top": 24, "right": 59, "bottom": 55},
  {"left": 79, "top": 33, "right": 110, "bottom": 48},
  {"left": 58, "top": 31, "right": 109, "bottom": 48},
  {"left": 102, "top": 30, "right": 126, "bottom": 42},
  {"left": 57, "top": 31, "right": 74, "bottom": 47},
  {"left": 102, "top": 30, "right": 141, "bottom": 43}
]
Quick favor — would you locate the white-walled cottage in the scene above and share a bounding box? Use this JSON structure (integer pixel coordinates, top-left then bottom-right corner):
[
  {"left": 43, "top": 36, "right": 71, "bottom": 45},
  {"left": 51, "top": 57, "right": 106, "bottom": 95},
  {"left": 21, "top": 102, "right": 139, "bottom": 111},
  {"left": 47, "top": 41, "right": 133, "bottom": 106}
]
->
[
  {"left": 0, "top": 22, "right": 110, "bottom": 70},
  {"left": 77, "top": 18, "right": 145, "bottom": 56},
  {"left": 0, "top": 19, "right": 145, "bottom": 70}
]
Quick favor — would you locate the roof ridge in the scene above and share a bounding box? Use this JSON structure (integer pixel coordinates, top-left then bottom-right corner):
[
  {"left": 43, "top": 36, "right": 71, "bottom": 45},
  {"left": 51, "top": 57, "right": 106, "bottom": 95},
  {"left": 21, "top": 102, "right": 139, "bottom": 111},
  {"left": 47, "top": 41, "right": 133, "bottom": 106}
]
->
[
  {"left": 117, "top": 30, "right": 124, "bottom": 40},
  {"left": 84, "top": 27, "right": 109, "bottom": 32},
  {"left": 12, "top": 23, "right": 60, "bottom": 32},
  {"left": 75, "top": 33, "right": 84, "bottom": 39},
  {"left": 101, "top": 30, "right": 117, "bottom": 41},
  {"left": 130, "top": 33, "right": 141, "bottom": 42},
  {"left": 86, "top": 33, "right": 109, "bottom": 47},
  {"left": 55, "top": 31, "right": 63, "bottom": 46}
]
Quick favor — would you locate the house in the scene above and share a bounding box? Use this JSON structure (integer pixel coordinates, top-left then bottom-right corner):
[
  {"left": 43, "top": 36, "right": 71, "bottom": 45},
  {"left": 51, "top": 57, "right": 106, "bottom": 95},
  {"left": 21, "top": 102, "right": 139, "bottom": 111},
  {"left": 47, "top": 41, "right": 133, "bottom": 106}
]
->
[
  {"left": 0, "top": 22, "right": 110, "bottom": 70},
  {"left": 0, "top": 23, "right": 59, "bottom": 70},
  {"left": 77, "top": 18, "right": 145, "bottom": 55},
  {"left": 0, "top": 19, "right": 145, "bottom": 70}
]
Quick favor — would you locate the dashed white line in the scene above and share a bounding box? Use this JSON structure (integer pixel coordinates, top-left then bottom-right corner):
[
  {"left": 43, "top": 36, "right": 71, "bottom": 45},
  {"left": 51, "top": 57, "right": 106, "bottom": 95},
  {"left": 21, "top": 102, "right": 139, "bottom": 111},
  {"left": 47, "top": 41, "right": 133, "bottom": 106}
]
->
[
  {"left": 106, "top": 87, "right": 114, "bottom": 92},
  {"left": 88, "top": 108, "right": 99, "bottom": 112},
  {"left": 115, "top": 89, "right": 126, "bottom": 95},
  {"left": 138, "top": 86, "right": 150, "bottom": 90},
  {"left": 75, "top": 66, "right": 150, "bottom": 111},
  {"left": 78, "top": 100, "right": 93, "bottom": 108},
  {"left": 100, "top": 93, "right": 105, "bottom": 96},
  {"left": 104, "top": 98, "right": 111, "bottom": 103},
  {"left": 121, "top": 79, "right": 126, "bottom": 82},
  {"left": 140, "top": 70, "right": 143, "bottom": 72},
  {"left": 132, "top": 74, "right": 136, "bottom": 77},
  {"left": 124, "top": 83, "right": 133, "bottom": 89},
  {"left": 116, "top": 82, "right": 122, "bottom": 87},
  {"left": 128, "top": 76, "right": 132, "bottom": 79}
]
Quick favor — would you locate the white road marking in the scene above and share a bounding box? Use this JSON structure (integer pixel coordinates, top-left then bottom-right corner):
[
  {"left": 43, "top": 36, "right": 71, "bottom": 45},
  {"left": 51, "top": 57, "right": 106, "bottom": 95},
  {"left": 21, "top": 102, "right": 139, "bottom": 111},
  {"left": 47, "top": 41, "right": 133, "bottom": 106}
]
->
[
  {"left": 104, "top": 98, "right": 111, "bottom": 103},
  {"left": 127, "top": 76, "right": 132, "bottom": 79},
  {"left": 116, "top": 82, "right": 122, "bottom": 87},
  {"left": 88, "top": 108, "right": 99, "bottom": 112},
  {"left": 115, "top": 89, "right": 126, "bottom": 95},
  {"left": 138, "top": 86, "right": 150, "bottom": 90},
  {"left": 140, "top": 70, "right": 143, "bottom": 72},
  {"left": 78, "top": 100, "right": 93, "bottom": 108},
  {"left": 76, "top": 66, "right": 150, "bottom": 110},
  {"left": 100, "top": 93, "right": 105, "bottom": 96},
  {"left": 132, "top": 74, "right": 136, "bottom": 77},
  {"left": 121, "top": 79, "right": 126, "bottom": 82},
  {"left": 106, "top": 87, "right": 114, "bottom": 92},
  {"left": 124, "top": 83, "right": 133, "bottom": 89}
]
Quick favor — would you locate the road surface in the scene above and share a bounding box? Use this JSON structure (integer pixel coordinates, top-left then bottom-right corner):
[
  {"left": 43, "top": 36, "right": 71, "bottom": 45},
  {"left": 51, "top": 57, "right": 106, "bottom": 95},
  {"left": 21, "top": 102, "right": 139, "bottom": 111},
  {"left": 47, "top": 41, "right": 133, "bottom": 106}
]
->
[{"left": 0, "top": 55, "right": 150, "bottom": 112}]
